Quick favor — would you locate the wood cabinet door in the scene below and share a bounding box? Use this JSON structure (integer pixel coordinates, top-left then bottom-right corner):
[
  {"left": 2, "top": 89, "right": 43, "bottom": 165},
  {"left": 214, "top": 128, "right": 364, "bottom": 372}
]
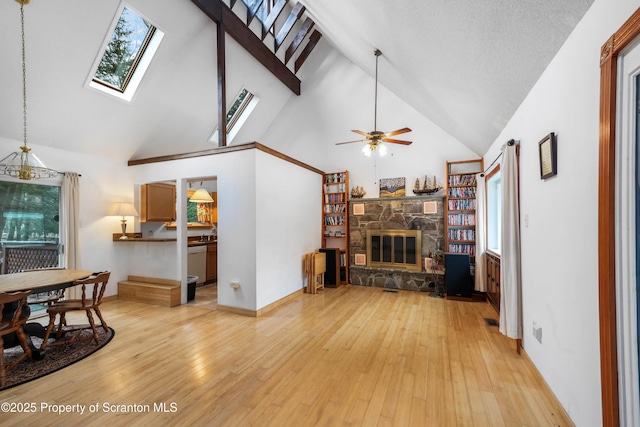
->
[
  {"left": 206, "top": 244, "right": 217, "bottom": 281},
  {"left": 211, "top": 192, "right": 217, "bottom": 223},
  {"left": 142, "top": 183, "right": 176, "bottom": 222}
]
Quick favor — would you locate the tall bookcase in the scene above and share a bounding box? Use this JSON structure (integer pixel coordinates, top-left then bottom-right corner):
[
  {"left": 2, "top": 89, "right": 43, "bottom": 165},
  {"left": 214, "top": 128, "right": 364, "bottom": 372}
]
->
[
  {"left": 445, "top": 160, "right": 483, "bottom": 269},
  {"left": 322, "top": 171, "right": 349, "bottom": 285}
]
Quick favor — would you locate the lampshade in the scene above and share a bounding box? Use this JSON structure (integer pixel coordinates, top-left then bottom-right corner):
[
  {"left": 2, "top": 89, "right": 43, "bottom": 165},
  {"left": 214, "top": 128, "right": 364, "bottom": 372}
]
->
[
  {"left": 189, "top": 188, "right": 214, "bottom": 203},
  {"left": 109, "top": 202, "right": 138, "bottom": 217}
]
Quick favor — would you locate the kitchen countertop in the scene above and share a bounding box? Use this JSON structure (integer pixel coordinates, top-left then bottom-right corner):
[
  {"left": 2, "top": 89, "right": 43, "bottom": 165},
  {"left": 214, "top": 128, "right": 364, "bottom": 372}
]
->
[
  {"left": 112, "top": 233, "right": 217, "bottom": 244},
  {"left": 188, "top": 240, "right": 217, "bottom": 246}
]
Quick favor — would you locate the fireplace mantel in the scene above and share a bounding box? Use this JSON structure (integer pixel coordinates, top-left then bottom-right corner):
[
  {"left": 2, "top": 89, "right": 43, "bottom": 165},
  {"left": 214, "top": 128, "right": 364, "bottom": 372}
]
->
[{"left": 349, "top": 194, "right": 444, "bottom": 203}]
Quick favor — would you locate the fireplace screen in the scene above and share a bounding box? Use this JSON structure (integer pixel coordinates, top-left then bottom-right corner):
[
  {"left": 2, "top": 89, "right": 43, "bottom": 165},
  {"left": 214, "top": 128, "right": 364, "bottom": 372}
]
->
[{"left": 367, "top": 230, "right": 422, "bottom": 271}]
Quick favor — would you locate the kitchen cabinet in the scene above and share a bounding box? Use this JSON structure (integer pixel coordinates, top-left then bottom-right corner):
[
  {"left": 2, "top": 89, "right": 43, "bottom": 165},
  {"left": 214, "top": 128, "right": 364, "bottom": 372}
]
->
[
  {"left": 206, "top": 242, "right": 217, "bottom": 282},
  {"left": 211, "top": 192, "right": 218, "bottom": 223},
  {"left": 141, "top": 183, "right": 176, "bottom": 222}
]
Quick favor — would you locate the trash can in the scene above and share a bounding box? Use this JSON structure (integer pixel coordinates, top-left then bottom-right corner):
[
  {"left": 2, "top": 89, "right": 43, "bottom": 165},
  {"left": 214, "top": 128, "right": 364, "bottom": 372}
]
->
[{"left": 187, "top": 275, "right": 198, "bottom": 301}]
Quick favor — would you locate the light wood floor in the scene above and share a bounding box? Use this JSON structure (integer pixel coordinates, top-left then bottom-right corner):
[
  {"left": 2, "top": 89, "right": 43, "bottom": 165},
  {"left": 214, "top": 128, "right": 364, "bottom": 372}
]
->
[{"left": 0, "top": 285, "right": 573, "bottom": 426}]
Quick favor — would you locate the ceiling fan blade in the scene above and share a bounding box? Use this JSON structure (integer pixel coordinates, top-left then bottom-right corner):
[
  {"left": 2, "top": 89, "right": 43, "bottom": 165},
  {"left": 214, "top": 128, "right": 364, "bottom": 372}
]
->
[
  {"left": 351, "top": 129, "right": 372, "bottom": 138},
  {"left": 382, "top": 138, "right": 412, "bottom": 145},
  {"left": 383, "top": 127, "right": 412, "bottom": 137},
  {"left": 336, "top": 139, "right": 366, "bottom": 145}
]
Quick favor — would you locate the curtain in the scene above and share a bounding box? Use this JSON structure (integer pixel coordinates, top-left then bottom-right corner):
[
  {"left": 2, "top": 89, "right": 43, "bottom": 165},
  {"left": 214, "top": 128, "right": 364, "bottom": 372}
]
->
[
  {"left": 499, "top": 141, "right": 522, "bottom": 340},
  {"left": 61, "top": 172, "right": 81, "bottom": 270},
  {"left": 474, "top": 172, "right": 487, "bottom": 291}
]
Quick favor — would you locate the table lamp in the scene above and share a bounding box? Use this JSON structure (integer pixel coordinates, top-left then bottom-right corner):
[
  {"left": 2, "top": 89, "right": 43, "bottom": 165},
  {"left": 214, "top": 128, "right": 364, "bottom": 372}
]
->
[{"left": 109, "top": 202, "right": 139, "bottom": 240}]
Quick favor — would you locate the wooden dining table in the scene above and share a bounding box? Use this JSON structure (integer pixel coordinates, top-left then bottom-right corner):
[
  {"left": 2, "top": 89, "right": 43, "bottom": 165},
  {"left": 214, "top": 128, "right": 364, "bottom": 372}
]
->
[
  {"left": 0, "top": 268, "right": 92, "bottom": 293},
  {"left": 0, "top": 268, "right": 93, "bottom": 359}
]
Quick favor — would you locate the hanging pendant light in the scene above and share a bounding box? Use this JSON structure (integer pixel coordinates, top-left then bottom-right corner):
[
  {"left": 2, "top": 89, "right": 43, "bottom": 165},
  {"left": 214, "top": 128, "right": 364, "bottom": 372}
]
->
[
  {"left": 0, "top": 0, "right": 57, "bottom": 181},
  {"left": 189, "top": 182, "right": 214, "bottom": 203}
]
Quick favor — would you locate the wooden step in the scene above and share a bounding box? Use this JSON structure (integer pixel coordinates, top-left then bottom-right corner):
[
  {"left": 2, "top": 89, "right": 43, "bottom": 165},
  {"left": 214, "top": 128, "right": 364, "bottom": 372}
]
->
[{"left": 118, "top": 276, "right": 181, "bottom": 307}]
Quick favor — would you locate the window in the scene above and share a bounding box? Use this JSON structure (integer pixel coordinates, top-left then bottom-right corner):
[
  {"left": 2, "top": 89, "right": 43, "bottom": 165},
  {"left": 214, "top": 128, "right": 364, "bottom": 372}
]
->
[
  {"left": 88, "top": 5, "right": 164, "bottom": 102},
  {"left": 209, "top": 87, "right": 259, "bottom": 144},
  {"left": 0, "top": 180, "right": 60, "bottom": 262},
  {"left": 486, "top": 168, "right": 501, "bottom": 253}
]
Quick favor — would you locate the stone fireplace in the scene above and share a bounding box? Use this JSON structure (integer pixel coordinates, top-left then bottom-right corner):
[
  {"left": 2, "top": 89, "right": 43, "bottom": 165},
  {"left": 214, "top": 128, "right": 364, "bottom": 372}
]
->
[{"left": 349, "top": 195, "right": 444, "bottom": 291}]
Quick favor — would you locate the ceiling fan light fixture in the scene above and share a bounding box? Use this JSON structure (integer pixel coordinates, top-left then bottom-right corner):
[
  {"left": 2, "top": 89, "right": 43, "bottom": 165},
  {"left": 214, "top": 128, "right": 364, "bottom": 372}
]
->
[{"left": 336, "top": 48, "right": 412, "bottom": 155}]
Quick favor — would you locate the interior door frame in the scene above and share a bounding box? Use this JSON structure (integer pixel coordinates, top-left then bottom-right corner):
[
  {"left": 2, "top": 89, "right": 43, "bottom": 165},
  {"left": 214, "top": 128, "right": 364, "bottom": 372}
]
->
[{"left": 599, "top": 7, "right": 640, "bottom": 426}]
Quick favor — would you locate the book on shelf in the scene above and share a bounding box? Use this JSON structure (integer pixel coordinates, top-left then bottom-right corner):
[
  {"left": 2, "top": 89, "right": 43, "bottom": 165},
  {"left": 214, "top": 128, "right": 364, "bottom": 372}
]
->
[
  {"left": 324, "top": 204, "right": 346, "bottom": 213},
  {"left": 448, "top": 174, "right": 477, "bottom": 186},
  {"left": 448, "top": 243, "right": 476, "bottom": 256},
  {"left": 324, "top": 193, "right": 346, "bottom": 203},
  {"left": 447, "top": 213, "right": 475, "bottom": 226},
  {"left": 448, "top": 229, "right": 476, "bottom": 240},
  {"left": 448, "top": 199, "right": 476, "bottom": 210},
  {"left": 325, "top": 173, "right": 346, "bottom": 184},
  {"left": 447, "top": 187, "right": 476, "bottom": 198}
]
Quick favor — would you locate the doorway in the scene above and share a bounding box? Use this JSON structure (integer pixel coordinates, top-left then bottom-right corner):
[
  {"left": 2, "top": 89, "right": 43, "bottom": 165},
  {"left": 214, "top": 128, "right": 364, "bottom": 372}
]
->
[{"left": 616, "top": 36, "right": 640, "bottom": 426}]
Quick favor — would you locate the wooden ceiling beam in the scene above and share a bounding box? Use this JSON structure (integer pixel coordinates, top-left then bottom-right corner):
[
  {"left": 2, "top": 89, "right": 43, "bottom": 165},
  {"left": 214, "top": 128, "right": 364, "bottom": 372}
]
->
[
  {"left": 192, "top": 0, "right": 301, "bottom": 95},
  {"left": 285, "top": 17, "right": 314, "bottom": 65},
  {"left": 294, "top": 29, "right": 321, "bottom": 73},
  {"left": 274, "top": 2, "right": 304, "bottom": 52}
]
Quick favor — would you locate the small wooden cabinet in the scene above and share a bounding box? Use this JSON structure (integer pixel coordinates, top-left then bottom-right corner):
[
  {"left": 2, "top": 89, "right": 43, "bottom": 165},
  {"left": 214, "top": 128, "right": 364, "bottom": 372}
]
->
[
  {"left": 206, "top": 242, "right": 217, "bottom": 282},
  {"left": 486, "top": 251, "right": 500, "bottom": 313},
  {"left": 141, "top": 183, "right": 176, "bottom": 222},
  {"left": 210, "top": 192, "right": 218, "bottom": 223}
]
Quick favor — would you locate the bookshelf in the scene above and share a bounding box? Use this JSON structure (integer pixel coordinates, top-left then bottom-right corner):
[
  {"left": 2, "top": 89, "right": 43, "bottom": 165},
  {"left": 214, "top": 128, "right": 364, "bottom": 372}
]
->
[
  {"left": 322, "top": 171, "right": 349, "bottom": 285},
  {"left": 445, "top": 160, "right": 483, "bottom": 268}
]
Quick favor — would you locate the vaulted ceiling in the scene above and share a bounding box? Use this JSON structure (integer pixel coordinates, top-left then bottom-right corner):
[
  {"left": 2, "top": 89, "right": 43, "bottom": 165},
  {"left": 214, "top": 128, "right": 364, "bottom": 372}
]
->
[{"left": 0, "top": 0, "right": 595, "bottom": 162}]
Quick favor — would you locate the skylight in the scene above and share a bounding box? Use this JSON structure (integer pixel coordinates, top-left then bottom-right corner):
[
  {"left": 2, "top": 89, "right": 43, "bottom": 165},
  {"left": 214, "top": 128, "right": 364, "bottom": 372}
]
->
[
  {"left": 210, "top": 88, "right": 259, "bottom": 145},
  {"left": 87, "top": 5, "right": 164, "bottom": 102}
]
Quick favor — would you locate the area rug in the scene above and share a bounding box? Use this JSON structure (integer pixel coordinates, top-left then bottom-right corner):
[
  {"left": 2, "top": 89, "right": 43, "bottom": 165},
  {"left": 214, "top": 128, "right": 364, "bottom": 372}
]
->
[{"left": 1, "top": 325, "right": 114, "bottom": 391}]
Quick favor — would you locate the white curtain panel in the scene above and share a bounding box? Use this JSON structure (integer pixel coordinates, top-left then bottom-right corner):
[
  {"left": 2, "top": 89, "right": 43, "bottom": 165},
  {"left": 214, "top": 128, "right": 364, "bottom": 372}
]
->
[
  {"left": 499, "top": 141, "right": 522, "bottom": 339},
  {"left": 61, "top": 172, "right": 81, "bottom": 269},
  {"left": 474, "top": 172, "right": 487, "bottom": 291}
]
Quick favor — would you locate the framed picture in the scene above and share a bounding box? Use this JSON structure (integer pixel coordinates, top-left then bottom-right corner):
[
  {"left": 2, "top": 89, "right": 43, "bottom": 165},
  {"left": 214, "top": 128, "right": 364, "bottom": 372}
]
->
[
  {"left": 538, "top": 132, "right": 557, "bottom": 179},
  {"left": 379, "top": 177, "right": 406, "bottom": 198},
  {"left": 353, "top": 203, "right": 365, "bottom": 216}
]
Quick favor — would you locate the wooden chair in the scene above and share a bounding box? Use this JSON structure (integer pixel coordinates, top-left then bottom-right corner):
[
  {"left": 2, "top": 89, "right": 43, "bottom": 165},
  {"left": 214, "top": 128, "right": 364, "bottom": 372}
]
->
[
  {"left": 2, "top": 244, "right": 59, "bottom": 274},
  {"left": 40, "top": 271, "right": 110, "bottom": 350},
  {"left": 0, "top": 291, "right": 32, "bottom": 387}
]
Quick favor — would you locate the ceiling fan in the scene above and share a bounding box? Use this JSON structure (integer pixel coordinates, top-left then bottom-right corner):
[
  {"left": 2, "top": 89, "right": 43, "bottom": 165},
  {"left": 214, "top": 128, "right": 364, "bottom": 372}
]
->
[{"left": 336, "top": 49, "right": 412, "bottom": 156}]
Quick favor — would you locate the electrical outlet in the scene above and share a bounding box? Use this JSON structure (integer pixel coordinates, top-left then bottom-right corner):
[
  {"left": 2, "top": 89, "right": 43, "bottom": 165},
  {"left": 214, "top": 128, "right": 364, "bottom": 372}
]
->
[{"left": 230, "top": 281, "right": 240, "bottom": 289}]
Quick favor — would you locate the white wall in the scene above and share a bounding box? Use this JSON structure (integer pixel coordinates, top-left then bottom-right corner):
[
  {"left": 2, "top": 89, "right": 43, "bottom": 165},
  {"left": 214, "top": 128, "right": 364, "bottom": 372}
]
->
[
  {"left": 482, "top": 1, "right": 639, "bottom": 425},
  {"left": 130, "top": 147, "right": 320, "bottom": 312},
  {"left": 260, "top": 42, "right": 477, "bottom": 196},
  {"left": 255, "top": 150, "right": 322, "bottom": 309}
]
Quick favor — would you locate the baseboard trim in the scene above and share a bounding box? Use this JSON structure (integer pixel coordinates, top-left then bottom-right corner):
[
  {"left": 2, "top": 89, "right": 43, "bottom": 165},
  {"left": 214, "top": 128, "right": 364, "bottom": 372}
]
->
[
  {"left": 218, "top": 288, "right": 305, "bottom": 318},
  {"left": 102, "top": 295, "right": 118, "bottom": 303}
]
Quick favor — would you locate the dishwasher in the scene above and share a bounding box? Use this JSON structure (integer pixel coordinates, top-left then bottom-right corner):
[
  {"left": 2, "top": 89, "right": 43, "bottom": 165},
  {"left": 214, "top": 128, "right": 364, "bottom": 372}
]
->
[{"left": 187, "top": 245, "right": 207, "bottom": 285}]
